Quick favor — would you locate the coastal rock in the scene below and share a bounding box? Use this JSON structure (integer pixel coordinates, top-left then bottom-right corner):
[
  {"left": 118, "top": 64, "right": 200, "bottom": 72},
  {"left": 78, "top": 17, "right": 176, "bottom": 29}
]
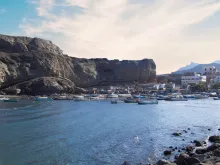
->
[
  {"left": 0, "top": 34, "right": 156, "bottom": 95},
  {"left": 209, "top": 136, "right": 220, "bottom": 143},
  {"left": 194, "top": 140, "right": 203, "bottom": 147},
  {"left": 156, "top": 159, "right": 171, "bottom": 165},
  {"left": 185, "top": 145, "right": 194, "bottom": 153},
  {"left": 164, "top": 150, "right": 172, "bottom": 156},
  {"left": 122, "top": 161, "right": 131, "bottom": 165},
  {"left": 175, "top": 153, "right": 200, "bottom": 165},
  {"left": 173, "top": 132, "right": 182, "bottom": 137}
]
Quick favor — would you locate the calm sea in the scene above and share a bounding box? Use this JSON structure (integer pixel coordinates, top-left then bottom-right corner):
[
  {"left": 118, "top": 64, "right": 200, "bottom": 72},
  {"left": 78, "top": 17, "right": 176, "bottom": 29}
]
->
[{"left": 0, "top": 99, "right": 220, "bottom": 165}]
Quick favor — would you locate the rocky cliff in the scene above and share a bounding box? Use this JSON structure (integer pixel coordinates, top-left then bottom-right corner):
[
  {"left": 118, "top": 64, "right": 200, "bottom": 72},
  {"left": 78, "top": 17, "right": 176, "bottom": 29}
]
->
[{"left": 0, "top": 34, "right": 156, "bottom": 95}]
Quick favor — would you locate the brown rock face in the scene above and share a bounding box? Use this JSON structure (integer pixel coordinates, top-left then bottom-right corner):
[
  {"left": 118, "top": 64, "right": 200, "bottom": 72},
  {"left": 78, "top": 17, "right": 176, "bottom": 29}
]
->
[{"left": 0, "top": 34, "right": 156, "bottom": 95}]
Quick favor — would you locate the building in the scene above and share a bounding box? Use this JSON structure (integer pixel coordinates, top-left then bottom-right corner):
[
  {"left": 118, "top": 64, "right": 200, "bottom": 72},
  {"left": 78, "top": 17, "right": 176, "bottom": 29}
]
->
[
  {"left": 203, "top": 66, "right": 218, "bottom": 83},
  {"left": 181, "top": 72, "right": 206, "bottom": 86},
  {"left": 214, "top": 72, "right": 220, "bottom": 84}
]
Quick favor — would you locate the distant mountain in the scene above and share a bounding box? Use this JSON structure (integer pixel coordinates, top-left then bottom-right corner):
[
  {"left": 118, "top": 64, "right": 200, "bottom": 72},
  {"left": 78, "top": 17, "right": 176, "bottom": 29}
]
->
[
  {"left": 172, "top": 63, "right": 220, "bottom": 74},
  {"left": 176, "top": 62, "right": 199, "bottom": 72},
  {"left": 213, "top": 60, "right": 220, "bottom": 64}
]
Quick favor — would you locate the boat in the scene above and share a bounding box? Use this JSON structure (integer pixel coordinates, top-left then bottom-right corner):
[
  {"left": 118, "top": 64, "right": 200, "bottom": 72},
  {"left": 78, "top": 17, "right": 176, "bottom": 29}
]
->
[
  {"left": 35, "top": 96, "right": 53, "bottom": 101},
  {"left": 183, "top": 95, "right": 195, "bottom": 99},
  {"left": 165, "top": 98, "right": 188, "bottom": 101},
  {"left": 157, "top": 95, "right": 166, "bottom": 100},
  {"left": 3, "top": 99, "right": 18, "bottom": 103},
  {"left": 213, "top": 98, "right": 220, "bottom": 100},
  {"left": 111, "top": 100, "right": 124, "bottom": 104},
  {"left": 133, "top": 95, "right": 145, "bottom": 99},
  {"left": 194, "top": 94, "right": 209, "bottom": 99},
  {"left": 124, "top": 97, "right": 138, "bottom": 103},
  {"left": 107, "top": 94, "right": 119, "bottom": 98},
  {"left": 118, "top": 94, "right": 132, "bottom": 98},
  {"left": 137, "top": 100, "right": 158, "bottom": 105},
  {"left": 0, "top": 97, "right": 9, "bottom": 101}
]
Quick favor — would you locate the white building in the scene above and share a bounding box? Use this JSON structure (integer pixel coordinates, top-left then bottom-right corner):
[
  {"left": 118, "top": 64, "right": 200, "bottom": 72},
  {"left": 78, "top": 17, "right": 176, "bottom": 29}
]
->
[
  {"left": 203, "top": 66, "right": 218, "bottom": 83},
  {"left": 181, "top": 72, "right": 206, "bottom": 86}
]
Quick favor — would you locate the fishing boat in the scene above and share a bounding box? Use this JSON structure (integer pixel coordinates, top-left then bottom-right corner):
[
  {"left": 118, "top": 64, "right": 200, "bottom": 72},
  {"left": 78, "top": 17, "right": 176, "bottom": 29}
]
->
[
  {"left": 137, "top": 100, "right": 158, "bottom": 105},
  {"left": 3, "top": 99, "right": 18, "bottom": 103},
  {"left": 124, "top": 97, "right": 138, "bottom": 103},
  {"left": 165, "top": 97, "right": 188, "bottom": 101},
  {"left": 0, "top": 97, "right": 9, "bottom": 101},
  {"left": 118, "top": 94, "right": 132, "bottom": 98},
  {"left": 183, "top": 95, "right": 195, "bottom": 99},
  {"left": 157, "top": 95, "right": 166, "bottom": 100},
  {"left": 111, "top": 100, "right": 124, "bottom": 104},
  {"left": 133, "top": 95, "right": 145, "bottom": 99},
  {"left": 213, "top": 98, "right": 220, "bottom": 100},
  {"left": 194, "top": 94, "right": 209, "bottom": 99},
  {"left": 35, "top": 96, "right": 53, "bottom": 101},
  {"left": 107, "top": 94, "right": 119, "bottom": 98}
]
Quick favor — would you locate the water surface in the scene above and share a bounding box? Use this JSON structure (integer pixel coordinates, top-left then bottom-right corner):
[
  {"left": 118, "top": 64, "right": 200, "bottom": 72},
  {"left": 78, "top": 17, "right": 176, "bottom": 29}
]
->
[{"left": 1, "top": 99, "right": 220, "bottom": 165}]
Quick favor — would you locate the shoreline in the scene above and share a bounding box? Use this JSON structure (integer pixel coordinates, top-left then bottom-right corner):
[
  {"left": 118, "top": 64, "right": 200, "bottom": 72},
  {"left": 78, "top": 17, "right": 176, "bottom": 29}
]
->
[{"left": 122, "top": 132, "right": 220, "bottom": 165}]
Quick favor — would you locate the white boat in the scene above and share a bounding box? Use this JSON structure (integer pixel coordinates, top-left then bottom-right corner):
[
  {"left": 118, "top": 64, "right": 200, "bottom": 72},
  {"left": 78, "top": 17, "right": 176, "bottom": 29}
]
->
[
  {"left": 194, "top": 94, "right": 209, "bottom": 99},
  {"left": 165, "top": 98, "right": 188, "bottom": 101},
  {"left": 118, "top": 94, "right": 132, "bottom": 98},
  {"left": 74, "top": 95, "right": 84, "bottom": 99},
  {"left": 107, "top": 94, "right": 118, "bottom": 98},
  {"left": 0, "top": 97, "right": 9, "bottom": 101},
  {"left": 35, "top": 96, "right": 53, "bottom": 101},
  {"left": 137, "top": 100, "right": 158, "bottom": 105}
]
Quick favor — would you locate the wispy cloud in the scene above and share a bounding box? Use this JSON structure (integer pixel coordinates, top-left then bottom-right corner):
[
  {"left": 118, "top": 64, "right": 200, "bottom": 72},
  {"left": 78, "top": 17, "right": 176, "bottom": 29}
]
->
[
  {"left": 0, "top": 8, "right": 6, "bottom": 14},
  {"left": 20, "top": 0, "right": 220, "bottom": 73}
]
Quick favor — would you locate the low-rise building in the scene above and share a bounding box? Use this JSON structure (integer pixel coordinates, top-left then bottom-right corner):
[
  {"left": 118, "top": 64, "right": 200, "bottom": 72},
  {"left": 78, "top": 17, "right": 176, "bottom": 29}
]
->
[
  {"left": 181, "top": 72, "right": 206, "bottom": 86},
  {"left": 203, "top": 66, "right": 218, "bottom": 83},
  {"left": 214, "top": 72, "right": 220, "bottom": 84}
]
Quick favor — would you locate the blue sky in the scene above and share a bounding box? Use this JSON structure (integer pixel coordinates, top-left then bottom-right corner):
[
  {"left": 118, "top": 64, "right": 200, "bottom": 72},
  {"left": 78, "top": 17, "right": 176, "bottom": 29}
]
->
[{"left": 1, "top": 0, "right": 220, "bottom": 73}]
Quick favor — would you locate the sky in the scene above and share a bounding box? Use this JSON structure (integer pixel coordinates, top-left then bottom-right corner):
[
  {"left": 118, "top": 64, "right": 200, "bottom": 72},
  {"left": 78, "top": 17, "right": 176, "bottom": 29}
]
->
[{"left": 0, "top": 0, "right": 220, "bottom": 74}]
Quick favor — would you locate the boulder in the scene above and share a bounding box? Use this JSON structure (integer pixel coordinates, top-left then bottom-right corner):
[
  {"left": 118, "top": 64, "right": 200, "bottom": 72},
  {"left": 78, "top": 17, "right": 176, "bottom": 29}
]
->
[
  {"left": 122, "top": 161, "right": 131, "bottom": 165},
  {"left": 185, "top": 146, "right": 195, "bottom": 153},
  {"left": 156, "top": 159, "right": 171, "bottom": 165},
  {"left": 164, "top": 150, "right": 172, "bottom": 156},
  {"left": 173, "top": 132, "right": 182, "bottom": 137},
  {"left": 175, "top": 153, "right": 200, "bottom": 165},
  {"left": 209, "top": 136, "right": 220, "bottom": 143},
  {"left": 194, "top": 140, "right": 203, "bottom": 147}
]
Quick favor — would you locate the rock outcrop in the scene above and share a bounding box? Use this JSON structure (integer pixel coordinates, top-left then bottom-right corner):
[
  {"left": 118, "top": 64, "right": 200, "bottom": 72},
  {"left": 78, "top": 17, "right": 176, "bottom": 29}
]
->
[{"left": 0, "top": 34, "right": 156, "bottom": 95}]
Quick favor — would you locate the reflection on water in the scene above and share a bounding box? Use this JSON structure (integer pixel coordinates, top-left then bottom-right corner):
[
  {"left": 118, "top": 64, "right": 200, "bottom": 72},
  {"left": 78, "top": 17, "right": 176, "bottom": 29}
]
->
[{"left": 0, "top": 99, "right": 220, "bottom": 165}]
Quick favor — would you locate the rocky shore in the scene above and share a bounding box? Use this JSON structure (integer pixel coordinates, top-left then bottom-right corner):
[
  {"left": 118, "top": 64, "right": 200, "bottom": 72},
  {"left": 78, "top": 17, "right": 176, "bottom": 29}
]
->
[{"left": 122, "top": 133, "right": 220, "bottom": 165}]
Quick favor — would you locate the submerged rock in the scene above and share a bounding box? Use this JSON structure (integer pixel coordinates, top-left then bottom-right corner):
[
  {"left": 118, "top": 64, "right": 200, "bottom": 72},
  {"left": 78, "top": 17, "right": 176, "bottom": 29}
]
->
[
  {"left": 164, "top": 150, "right": 172, "bottom": 156},
  {"left": 122, "top": 161, "right": 131, "bottom": 165},
  {"left": 194, "top": 140, "right": 203, "bottom": 147},
  {"left": 156, "top": 159, "right": 171, "bottom": 165},
  {"left": 173, "top": 132, "right": 182, "bottom": 137}
]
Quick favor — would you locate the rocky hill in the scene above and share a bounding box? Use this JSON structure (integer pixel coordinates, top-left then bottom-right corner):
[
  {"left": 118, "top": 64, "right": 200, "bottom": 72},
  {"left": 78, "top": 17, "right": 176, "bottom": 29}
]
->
[{"left": 0, "top": 34, "right": 156, "bottom": 95}]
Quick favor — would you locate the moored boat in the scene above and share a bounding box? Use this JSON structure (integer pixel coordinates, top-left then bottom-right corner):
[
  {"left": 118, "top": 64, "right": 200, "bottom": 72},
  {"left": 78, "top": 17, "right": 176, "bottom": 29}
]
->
[
  {"left": 124, "top": 98, "right": 137, "bottom": 103},
  {"left": 165, "top": 98, "right": 188, "bottom": 101},
  {"left": 4, "top": 99, "right": 18, "bottom": 103},
  {"left": 137, "top": 100, "right": 158, "bottom": 105},
  {"left": 194, "top": 94, "right": 209, "bottom": 99},
  {"left": 107, "top": 94, "right": 119, "bottom": 98},
  {"left": 213, "top": 98, "right": 220, "bottom": 100},
  {"left": 111, "top": 100, "right": 124, "bottom": 104},
  {"left": 0, "top": 97, "right": 9, "bottom": 101},
  {"left": 35, "top": 96, "right": 53, "bottom": 101}
]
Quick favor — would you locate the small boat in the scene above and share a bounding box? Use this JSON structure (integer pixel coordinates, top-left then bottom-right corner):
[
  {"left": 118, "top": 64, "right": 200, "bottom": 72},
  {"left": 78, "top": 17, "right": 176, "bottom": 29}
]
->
[
  {"left": 111, "top": 100, "right": 124, "bottom": 104},
  {"left": 165, "top": 98, "right": 188, "bottom": 101},
  {"left": 118, "top": 94, "right": 132, "bottom": 98},
  {"left": 194, "top": 94, "right": 209, "bottom": 99},
  {"left": 35, "top": 97, "right": 53, "bottom": 101},
  {"left": 107, "top": 94, "right": 119, "bottom": 98},
  {"left": 124, "top": 98, "right": 138, "bottom": 103},
  {"left": 157, "top": 96, "right": 167, "bottom": 100},
  {"left": 133, "top": 95, "right": 145, "bottom": 99},
  {"left": 4, "top": 99, "right": 18, "bottom": 103},
  {"left": 183, "top": 95, "right": 195, "bottom": 99},
  {"left": 137, "top": 100, "right": 158, "bottom": 105},
  {"left": 213, "top": 98, "right": 220, "bottom": 100},
  {"left": 0, "top": 97, "right": 10, "bottom": 101}
]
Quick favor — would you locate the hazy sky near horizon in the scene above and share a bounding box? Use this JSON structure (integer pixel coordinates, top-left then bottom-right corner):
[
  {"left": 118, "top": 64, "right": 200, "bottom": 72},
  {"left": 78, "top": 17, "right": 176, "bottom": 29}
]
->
[{"left": 1, "top": 0, "right": 220, "bottom": 74}]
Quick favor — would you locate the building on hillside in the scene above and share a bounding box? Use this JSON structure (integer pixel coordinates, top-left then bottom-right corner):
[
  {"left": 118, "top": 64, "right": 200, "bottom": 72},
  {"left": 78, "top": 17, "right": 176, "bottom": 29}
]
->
[
  {"left": 165, "top": 82, "right": 175, "bottom": 89},
  {"left": 203, "top": 66, "right": 218, "bottom": 83},
  {"left": 181, "top": 72, "right": 206, "bottom": 86},
  {"left": 214, "top": 72, "right": 220, "bottom": 84}
]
